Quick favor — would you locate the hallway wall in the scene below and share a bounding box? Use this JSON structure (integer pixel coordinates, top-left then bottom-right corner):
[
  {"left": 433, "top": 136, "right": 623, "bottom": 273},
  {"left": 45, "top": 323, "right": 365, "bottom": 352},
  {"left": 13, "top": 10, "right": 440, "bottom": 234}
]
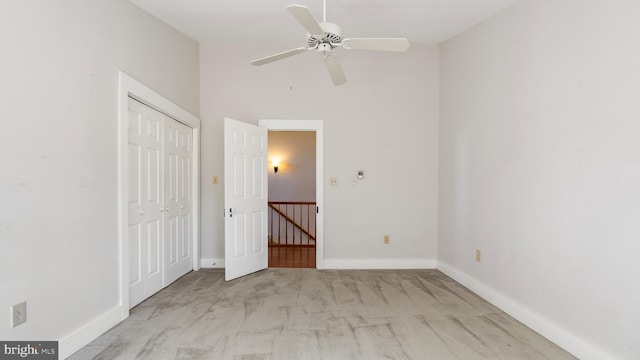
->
[{"left": 268, "top": 131, "right": 316, "bottom": 202}]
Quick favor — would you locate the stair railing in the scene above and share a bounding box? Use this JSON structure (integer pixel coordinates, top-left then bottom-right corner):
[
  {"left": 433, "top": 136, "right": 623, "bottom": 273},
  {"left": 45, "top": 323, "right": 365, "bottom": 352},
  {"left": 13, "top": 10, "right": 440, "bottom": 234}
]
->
[{"left": 268, "top": 202, "right": 316, "bottom": 246}]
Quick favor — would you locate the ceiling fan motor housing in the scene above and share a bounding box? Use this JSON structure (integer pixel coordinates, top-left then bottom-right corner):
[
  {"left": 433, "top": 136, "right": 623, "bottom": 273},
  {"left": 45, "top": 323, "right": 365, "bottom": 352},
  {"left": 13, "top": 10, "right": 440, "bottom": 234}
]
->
[{"left": 307, "top": 22, "right": 343, "bottom": 48}]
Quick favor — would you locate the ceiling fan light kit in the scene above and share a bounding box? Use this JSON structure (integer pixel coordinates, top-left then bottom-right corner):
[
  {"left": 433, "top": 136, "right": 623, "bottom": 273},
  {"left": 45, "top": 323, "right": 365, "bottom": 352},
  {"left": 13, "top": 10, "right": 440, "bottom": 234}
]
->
[{"left": 250, "top": 1, "right": 410, "bottom": 86}]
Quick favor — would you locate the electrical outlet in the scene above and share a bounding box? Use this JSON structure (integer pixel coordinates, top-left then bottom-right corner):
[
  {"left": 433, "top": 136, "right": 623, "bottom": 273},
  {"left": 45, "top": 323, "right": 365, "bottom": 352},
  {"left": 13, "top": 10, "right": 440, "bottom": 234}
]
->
[
  {"left": 329, "top": 177, "right": 339, "bottom": 186},
  {"left": 212, "top": 176, "right": 219, "bottom": 185},
  {"left": 12, "top": 301, "right": 27, "bottom": 327},
  {"left": 384, "top": 235, "right": 390, "bottom": 244},
  {"left": 476, "top": 249, "right": 481, "bottom": 262}
]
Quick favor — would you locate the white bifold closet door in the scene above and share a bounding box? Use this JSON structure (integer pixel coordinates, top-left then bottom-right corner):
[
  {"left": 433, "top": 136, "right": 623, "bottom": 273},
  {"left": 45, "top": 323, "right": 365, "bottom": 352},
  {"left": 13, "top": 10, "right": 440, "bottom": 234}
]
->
[
  {"left": 128, "top": 97, "right": 193, "bottom": 309},
  {"left": 163, "top": 113, "right": 194, "bottom": 285}
]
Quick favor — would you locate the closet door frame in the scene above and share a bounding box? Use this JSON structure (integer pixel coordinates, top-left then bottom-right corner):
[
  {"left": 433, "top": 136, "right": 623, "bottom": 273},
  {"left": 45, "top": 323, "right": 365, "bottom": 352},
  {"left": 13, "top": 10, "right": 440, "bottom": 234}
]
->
[{"left": 117, "top": 71, "right": 200, "bottom": 320}]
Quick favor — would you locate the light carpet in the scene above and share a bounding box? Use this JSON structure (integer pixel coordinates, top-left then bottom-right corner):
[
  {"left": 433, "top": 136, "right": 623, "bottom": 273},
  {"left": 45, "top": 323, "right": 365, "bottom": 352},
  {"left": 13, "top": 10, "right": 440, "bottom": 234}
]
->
[{"left": 69, "top": 269, "right": 575, "bottom": 359}]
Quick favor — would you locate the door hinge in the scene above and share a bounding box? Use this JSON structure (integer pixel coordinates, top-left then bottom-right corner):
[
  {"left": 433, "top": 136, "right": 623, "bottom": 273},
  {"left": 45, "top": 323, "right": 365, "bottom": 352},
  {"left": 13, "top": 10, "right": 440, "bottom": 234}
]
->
[{"left": 316, "top": 206, "right": 319, "bottom": 214}]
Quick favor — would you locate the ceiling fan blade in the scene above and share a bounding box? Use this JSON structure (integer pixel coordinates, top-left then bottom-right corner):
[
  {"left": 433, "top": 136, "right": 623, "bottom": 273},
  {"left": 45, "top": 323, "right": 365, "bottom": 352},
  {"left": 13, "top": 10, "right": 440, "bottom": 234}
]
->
[
  {"left": 342, "top": 38, "right": 410, "bottom": 52},
  {"left": 324, "top": 55, "right": 347, "bottom": 86},
  {"left": 251, "top": 47, "right": 309, "bottom": 66},
  {"left": 287, "top": 4, "right": 324, "bottom": 35}
]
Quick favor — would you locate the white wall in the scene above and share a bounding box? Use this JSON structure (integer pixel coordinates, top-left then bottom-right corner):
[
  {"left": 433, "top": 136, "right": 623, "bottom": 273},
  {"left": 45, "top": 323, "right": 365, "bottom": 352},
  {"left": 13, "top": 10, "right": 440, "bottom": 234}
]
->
[
  {"left": 0, "top": 0, "right": 199, "bottom": 357},
  {"left": 200, "top": 44, "right": 439, "bottom": 267},
  {"left": 438, "top": 0, "right": 640, "bottom": 359},
  {"left": 268, "top": 131, "right": 316, "bottom": 202}
]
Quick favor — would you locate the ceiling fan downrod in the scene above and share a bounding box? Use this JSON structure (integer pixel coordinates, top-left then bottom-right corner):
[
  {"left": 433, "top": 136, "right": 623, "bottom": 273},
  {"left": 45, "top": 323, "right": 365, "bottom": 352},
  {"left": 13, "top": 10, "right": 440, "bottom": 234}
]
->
[{"left": 323, "top": 0, "right": 327, "bottom": 22}]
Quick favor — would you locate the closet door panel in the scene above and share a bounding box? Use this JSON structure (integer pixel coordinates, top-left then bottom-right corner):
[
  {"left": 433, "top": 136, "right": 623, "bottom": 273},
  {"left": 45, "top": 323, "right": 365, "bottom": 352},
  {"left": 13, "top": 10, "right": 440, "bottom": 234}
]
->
[{"left": 127, "top": 98, "right": 163, "bottom": 309}]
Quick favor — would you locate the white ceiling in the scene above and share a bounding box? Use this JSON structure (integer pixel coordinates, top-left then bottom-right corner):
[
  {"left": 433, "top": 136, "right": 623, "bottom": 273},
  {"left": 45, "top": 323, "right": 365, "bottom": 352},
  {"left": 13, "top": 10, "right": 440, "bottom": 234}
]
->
[{"left": 128, "top": 0, "right": 520, "bottom": 46}]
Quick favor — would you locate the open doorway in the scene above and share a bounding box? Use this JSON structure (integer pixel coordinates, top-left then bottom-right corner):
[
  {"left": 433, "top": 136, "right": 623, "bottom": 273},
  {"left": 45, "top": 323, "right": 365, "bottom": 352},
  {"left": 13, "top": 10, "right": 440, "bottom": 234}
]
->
[
  {"left": 267, "top": 131, "right": 316, "bottom": 268},
  {"left": 259, "top": 119, "right": 324, "bottom": 269}
]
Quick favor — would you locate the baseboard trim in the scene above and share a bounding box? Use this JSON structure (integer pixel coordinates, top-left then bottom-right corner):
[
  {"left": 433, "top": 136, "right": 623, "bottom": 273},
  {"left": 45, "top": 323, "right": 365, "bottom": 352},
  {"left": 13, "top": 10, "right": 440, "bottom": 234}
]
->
[
  {"left": 436, "top": 261, "right": 615, "bottom": 360},
  {"left": 59, "top": 305, "right": 123, "bottom": 359},
  {"left": 323, "top": 258, "right": 436, "bottom": 270},
  {"left": 199, "top": 258, "right": 225, "bottom": 268},
  {"left": 199, "top": 258, "right": 436, "bottom": 270}
]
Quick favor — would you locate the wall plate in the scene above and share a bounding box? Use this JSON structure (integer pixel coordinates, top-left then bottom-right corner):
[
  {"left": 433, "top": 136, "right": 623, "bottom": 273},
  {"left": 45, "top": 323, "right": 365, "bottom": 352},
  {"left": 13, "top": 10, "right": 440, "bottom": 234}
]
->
[{"left": 12, "top": 301, "right": 27, "bottom": 327}]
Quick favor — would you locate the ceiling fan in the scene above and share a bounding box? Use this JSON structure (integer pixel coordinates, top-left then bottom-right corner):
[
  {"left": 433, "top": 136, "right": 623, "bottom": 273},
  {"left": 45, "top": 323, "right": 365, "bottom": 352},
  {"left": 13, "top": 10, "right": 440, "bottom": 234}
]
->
[{"left": 250, "top": 1, "right": 410, "bottom": 86}]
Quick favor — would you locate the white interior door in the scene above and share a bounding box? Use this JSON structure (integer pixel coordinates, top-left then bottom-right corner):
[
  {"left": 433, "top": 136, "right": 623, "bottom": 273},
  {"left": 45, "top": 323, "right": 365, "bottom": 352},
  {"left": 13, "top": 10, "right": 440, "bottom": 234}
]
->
[
  {"left": 120, "top": 73, "right": 201, "bottom": 316},
  {"left": 128, "top": 98, "right": 194, "bottom": 308},
  {"left": 164, "top": 117, "right": 193, "bottom": 285},
  {"left": 128, "top": 98, "right": 163, "bottom": 308},
  {"left": 224, "top": 118, "right": 268, "bottom": 281}
]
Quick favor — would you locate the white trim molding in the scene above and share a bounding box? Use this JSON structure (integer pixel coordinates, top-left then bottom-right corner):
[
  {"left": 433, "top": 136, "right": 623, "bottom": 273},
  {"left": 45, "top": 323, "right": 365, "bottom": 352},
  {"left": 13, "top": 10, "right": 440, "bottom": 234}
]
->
[
  {"left": 58, "top": 305, "right": 123, "bottom": 359},
  {"left": 200, "top": 258, "right": 225, "bottom": 269},
  {"left": 323, "top": 259, "right": 436, "bottom": 270},
  {"left": 436, "top": 261, "right": 615, "bottom": 360},
  {"left": 258, "top": 119, "right": 324, "bottom": 269}
]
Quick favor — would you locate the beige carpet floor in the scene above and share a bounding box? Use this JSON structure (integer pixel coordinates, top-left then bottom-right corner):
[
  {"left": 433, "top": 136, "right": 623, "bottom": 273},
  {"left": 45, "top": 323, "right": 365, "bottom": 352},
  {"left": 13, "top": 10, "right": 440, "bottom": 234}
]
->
[{"left": 69, "top": 269, "right": 575, "bottom": 359}]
